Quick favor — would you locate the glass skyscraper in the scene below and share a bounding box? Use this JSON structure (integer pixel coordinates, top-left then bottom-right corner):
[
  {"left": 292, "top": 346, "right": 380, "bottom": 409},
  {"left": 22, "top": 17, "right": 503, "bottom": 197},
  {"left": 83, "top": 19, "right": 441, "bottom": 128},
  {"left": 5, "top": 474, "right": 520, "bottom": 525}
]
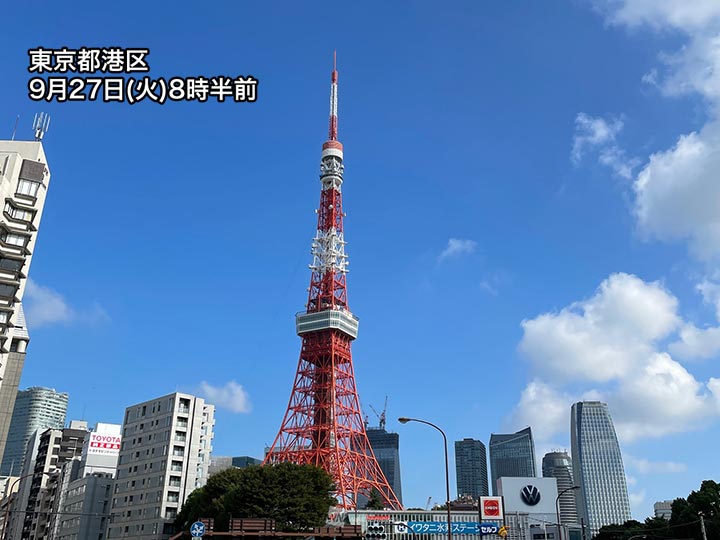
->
[
  {"left": 542, "top": 451, "right": 578, "bottom": 524},
  {"left": 366, "top": 427, "right": 402, "bottom": 505},
  {"left": 488, "top": 427, "right": 536, "bottom": 495},
  {"left": 571, "top": 401, "right": 631, "bottom": 536},
  {"left": 455, "top": 438, "right": 488, "bottom": 498},
  {"left": 0, "top": 386, "right": 68, "bottom": 475}
]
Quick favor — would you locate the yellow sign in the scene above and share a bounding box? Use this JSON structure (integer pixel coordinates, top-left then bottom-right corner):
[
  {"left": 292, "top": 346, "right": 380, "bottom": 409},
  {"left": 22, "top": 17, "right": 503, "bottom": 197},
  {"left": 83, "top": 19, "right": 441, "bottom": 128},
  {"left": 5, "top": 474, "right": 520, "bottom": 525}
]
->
[{"left": 498, "top": 526, "right": 508, "bottom": 538}]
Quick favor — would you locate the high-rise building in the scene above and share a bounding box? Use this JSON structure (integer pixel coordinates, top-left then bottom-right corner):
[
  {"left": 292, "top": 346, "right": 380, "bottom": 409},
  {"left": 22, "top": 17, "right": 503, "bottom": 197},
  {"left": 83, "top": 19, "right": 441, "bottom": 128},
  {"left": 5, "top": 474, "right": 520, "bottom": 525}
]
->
[
  {"left": 454, "top": 438, "right": 488, "bottom": 498},
  {"left": 1, "top": 386, "right": 69, "bottom": 475},
  {"left": 488, "top": 427, "right": 536, "bottom": 495},
  {"left": 571, "top": 401, "right": 631, "bottom": 536},
  {"left": 0, "top": 137, "right": 53, "bottom": 464},
  {"left": 54, "top": 423, "right": 122, "bottom": 540},
  {"left": 18, "top": 420, "right": 89, "bottom": 539},
  {"left": 366, "top": 427, "right": 402, "bottom": 505},
  {"left": 542, "top": 451, "right": 578, "bottom": 524},
  {"left": 107, "top": 392, "right": 215, "bottom": 539}
]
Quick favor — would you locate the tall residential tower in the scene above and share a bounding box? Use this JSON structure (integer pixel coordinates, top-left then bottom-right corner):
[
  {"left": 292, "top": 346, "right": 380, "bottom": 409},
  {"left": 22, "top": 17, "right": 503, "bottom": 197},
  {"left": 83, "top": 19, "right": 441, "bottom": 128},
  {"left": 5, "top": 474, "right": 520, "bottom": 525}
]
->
[
  {"left": 455, "top": 438, "right": 488, "bottom": 498},
  {"left": 0, "top": 135, "right": 53, "bottom": 463},
  {"left": 107, "top": 392, "right": 215, "bottom": 540},
  {"left": 0, "top": 386, "right": 69, "bottom": 475},
  {"left": 488, "top": 427, "right": 536, "bottom": 496},
  {"left": 571, "top": 401, "right": 631, "bottom": 536}
]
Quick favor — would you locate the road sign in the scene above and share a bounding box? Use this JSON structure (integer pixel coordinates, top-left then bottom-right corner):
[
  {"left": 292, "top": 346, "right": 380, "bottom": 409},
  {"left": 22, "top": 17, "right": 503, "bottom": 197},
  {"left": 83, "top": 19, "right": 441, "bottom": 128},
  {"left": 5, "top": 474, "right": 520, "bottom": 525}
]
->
[
  {"left": 397, "top": 522, "right": 500, "bottom": 535},
  {"left": 190, "top": 521, "right": 206, "bottom": 537}
]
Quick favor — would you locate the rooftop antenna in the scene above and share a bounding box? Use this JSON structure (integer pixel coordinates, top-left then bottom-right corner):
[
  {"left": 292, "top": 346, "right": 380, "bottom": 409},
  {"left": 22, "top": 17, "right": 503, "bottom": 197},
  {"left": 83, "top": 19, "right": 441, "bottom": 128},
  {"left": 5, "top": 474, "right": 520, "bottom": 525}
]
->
[
  {"left": 32, "top": 112, "right": 50, "bottom": 141},
  {"left": 11, "top": 115, "right": 19, "bottom": 141}
]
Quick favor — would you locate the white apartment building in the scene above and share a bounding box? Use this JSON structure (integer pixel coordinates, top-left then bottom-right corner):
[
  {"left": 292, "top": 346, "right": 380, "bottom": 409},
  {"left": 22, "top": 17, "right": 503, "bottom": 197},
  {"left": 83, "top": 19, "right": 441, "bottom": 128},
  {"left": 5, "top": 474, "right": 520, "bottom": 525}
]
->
[
  {"left": 107, "top": 393, "right": 215, "bottom": 539},
  {"left": 0, "top": 139, "right": 52, "bottom": 463}
]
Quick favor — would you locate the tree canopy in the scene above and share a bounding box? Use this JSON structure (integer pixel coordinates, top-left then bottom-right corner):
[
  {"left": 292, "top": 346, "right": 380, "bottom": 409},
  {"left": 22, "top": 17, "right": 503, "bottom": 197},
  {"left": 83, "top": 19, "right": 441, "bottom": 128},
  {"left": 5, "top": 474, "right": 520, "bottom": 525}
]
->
[
  {"left": 593, "top": 479, "right": 719, "bottom": 540},
  {"left": 175, "top": 463, "right": 336, "bottom": 533}
]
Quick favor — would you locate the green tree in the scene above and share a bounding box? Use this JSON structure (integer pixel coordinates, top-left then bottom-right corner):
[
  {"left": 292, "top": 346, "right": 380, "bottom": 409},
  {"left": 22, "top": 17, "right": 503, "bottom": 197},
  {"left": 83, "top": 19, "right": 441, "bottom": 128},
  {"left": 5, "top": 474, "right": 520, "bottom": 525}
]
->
[
  {"left": 175, "top": 463, "right": 336, "bottom": 533},
  {"left": 364, "top": 488, "right": 384, "bottom": 510}
]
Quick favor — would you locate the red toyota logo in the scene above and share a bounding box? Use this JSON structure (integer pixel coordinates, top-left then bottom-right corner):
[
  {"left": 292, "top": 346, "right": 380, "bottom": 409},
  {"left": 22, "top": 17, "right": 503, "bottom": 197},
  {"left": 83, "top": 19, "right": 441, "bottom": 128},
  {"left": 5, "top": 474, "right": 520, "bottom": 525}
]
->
[{"left": 483, "top": 500, "right": 500, "bottom": 516}]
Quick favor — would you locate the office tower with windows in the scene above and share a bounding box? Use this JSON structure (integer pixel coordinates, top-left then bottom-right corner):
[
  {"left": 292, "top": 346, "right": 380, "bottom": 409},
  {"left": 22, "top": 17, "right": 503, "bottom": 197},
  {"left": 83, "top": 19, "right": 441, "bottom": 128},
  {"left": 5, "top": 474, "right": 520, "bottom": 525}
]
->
[
  {"left": 542, "top": 451, "right": 578, "bottom": 524},
  {"left": 488, "top": 427, "right": 536, "bottom": 495},
  {"left": 1, "top": 386, "right": 69, "bottom": 475},
  {"left": 107, "top": 393, "right": 215, "bottom": 539},
  {"left": 366, "top": 427, "right": 402, "bottom": 505},
  {"left": 571, "top": 401, "right": 631, "bottom": 536},
  {"left": 0, "top": 138, "right": 53, "bottom": 464},
  {"left": 455, "top": 438, "right": 488, "bottom": 498}
]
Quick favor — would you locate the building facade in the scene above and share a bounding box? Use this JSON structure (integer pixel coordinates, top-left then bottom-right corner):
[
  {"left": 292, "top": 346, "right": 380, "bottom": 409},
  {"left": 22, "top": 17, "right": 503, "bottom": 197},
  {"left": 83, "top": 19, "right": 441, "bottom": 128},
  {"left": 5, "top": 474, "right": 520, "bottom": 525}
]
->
[
  {"left": 1, "top": 386, "right": 69, "bottom": 475},
  {"left": 366, "top": 428, "right": 402, "bottom": 505},
  {"left": 488, "top": 427, "right": 536, "bottom": 496},
  {"left": 54, "top": 423, "right": 122, "bottom": 540},
  {"left": 455, "top": 438, "right": 488, "bottom": 498},
  {"left": 653, "top": 500, "right": 672, "bottom": 520},
  {"left": 17, "top": 421, "right": 89, "bottom": 539},
  {"left": 207, "top": 455, "right": 261, "bottom": 477},
  {"left": 542, "top": 451, "right": 578, "bottom": 525},
  {"left": 571, "top": 401, "right": 631, "bottom": 536},
  {"left": 0, "top": 139, "right": 53, "bottom": 465},
  {"left": 107, "top": 393, "right": 215, "bottom": 539}
]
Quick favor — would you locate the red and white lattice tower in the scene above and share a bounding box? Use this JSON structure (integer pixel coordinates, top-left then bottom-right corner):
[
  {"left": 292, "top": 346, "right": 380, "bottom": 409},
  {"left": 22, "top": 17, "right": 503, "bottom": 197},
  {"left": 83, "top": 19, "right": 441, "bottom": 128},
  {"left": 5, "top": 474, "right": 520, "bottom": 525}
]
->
[{"left": 263, "top": 56, "right": 401, "bottom": 510}]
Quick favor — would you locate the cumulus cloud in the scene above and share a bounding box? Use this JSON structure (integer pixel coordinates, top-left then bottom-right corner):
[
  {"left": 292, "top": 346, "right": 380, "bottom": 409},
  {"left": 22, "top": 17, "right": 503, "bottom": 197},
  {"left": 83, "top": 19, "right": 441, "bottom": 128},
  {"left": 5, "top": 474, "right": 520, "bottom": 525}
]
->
[
  {"left": 514, "top": 273, "right": 720, "bottom": 446},
  {"left": 519, "top": 273, "right": 679, "bottom": 382},
  {"left": 198, "top": 380, "right": 252, "bottom": 413},
  {"left": 24, "top": 278, "right": 109, "bottom": 329},
  {"left": 590, "top": 2, "right": 720, "bottom": 260},
  {"left": 668, "top": 323, "right": 720, "bottom": 360},
  {"left": 438, "top": 238, "right": 478, "bottom": 262}
]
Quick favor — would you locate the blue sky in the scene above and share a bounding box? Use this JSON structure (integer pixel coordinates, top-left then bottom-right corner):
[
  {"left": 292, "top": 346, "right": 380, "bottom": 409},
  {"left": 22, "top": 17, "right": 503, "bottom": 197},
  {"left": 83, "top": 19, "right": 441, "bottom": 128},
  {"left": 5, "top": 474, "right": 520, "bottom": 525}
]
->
[{"left": 2, "top": 0, "right": 720, "bottom": 521}]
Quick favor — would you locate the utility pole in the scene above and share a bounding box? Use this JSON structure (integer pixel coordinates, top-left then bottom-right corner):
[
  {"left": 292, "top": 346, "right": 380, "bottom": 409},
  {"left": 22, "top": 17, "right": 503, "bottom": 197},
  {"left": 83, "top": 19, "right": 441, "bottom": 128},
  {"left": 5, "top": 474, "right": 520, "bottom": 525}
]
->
[{"left": 698, "top": 511, "right": 708, "bottom": 540}]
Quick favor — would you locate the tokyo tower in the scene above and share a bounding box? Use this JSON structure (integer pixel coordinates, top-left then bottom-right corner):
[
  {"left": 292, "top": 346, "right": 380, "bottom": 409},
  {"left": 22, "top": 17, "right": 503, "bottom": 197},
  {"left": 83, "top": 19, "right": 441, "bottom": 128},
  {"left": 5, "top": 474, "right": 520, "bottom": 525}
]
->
[{"left": 264, "top": 56, "right": 401, "bottom": 510}]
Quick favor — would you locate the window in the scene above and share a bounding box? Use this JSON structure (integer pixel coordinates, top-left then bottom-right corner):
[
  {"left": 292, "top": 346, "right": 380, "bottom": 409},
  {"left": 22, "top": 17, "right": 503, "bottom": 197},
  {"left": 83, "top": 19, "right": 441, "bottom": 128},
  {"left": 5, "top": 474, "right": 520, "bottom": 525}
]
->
[
  {"left": 0, "top": 312, "right": 8, "bottom": 324},
  {"left": 171, "top": 461, "right": 183, "bottom": 472},
  {"left": 4, "top": 203, "right": 32, "bottom": 222},
  {"left": 165, "top": 508, "right": 177, "bottom": 520},
  {"left": 167, "top": 492, "right": 179, "bottom": 503},
  {"left": 0, "top": 257, "right": 23, "bottom": 273},
  {"left": 17, "top": 179, "right": 41, "bottom": 197},
  {"left": 0, "top": 233, "right": 26, "bottom": 247}
]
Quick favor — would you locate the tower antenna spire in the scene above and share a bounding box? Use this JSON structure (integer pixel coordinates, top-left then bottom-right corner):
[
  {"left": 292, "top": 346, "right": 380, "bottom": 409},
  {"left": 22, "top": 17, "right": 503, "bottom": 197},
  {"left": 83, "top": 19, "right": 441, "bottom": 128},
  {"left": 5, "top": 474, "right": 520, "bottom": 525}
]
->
[{"left": 329, "top": 51, "right": 338, "bottom": 141}]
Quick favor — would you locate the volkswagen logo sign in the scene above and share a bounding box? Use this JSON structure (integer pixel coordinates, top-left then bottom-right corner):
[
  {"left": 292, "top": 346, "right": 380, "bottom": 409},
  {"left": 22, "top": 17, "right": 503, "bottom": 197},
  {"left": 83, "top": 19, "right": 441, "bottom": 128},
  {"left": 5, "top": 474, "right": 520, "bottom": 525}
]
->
[{"left": 520, "top": 485, "right": 541, "bottom": 506}]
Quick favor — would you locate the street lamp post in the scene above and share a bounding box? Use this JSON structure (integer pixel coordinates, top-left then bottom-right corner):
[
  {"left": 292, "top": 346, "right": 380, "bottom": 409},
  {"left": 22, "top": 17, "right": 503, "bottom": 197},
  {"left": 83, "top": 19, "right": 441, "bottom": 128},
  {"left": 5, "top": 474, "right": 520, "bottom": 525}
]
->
[
  {"left": 555, "top": 485, "right": 579, "bottom": 540},
  {"left": 398, "top": 417, "right": 452, "bottom": 540}
]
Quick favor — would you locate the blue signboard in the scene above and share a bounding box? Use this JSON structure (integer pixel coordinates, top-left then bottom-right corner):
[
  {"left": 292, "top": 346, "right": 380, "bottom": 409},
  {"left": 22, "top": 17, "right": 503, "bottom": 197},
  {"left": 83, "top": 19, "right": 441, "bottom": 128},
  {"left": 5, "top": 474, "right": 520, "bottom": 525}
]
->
[
  {"left": 400, "top": 522, "right": 499, "bottom": 535},
  {"left": 190, "top": 521, "right": 206, "bottom": 537}
]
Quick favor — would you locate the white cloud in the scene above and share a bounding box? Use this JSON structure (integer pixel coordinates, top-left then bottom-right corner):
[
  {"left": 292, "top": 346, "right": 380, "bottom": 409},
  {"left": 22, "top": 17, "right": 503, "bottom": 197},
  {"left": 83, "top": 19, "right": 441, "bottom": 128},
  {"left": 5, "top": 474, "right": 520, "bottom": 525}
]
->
[
  {"left": 514, "top": 273, "right": 720, "bottom": 447},
  {"left": 572, "top": 113, "right": 624, "bottom": 162},
  {"left": 668, "top": 323, "right": 720, "bottom": 360},
  {"left": 626, "top": 474, "right": 637, "bottom": 487},
  {"left": 519, "top": 273, "right": 679, "bottom": 382},
  {"left": 634, "top": 127, "right": 720, "bottom": 260},
  {"left": 625, "top": 454, "right": 687, "bottom": 474},
  {"left": 697, "top": 278, "right": 720, "bottom": 319},
  {"left": 24, "top": 278, "right": 109, "bottom": 329},
  {"left": 629, "top": 489, "right": 646, "bottom": 509},
  {"left": 591, "top": 2, "right": 720, "bottom": 260},
  {"left": 438, "top": 238, "right": 478, "bottom": 262},
  {"left": 198, "top": 380, "right": 252, "bottom": 413}
]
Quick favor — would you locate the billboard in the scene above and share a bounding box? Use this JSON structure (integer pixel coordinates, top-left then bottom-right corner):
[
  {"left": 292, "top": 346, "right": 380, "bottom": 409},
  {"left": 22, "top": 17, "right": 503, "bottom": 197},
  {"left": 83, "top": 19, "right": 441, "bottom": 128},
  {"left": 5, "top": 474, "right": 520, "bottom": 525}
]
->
[
  {"left": 497, "top": 477, "right": 558, "bottom": 516},
  {"left": 87, "top": 432, "right": 121, "bottom": 456},
  {"left": 480, "top": 496, "right": 504, "bottom": 520}
]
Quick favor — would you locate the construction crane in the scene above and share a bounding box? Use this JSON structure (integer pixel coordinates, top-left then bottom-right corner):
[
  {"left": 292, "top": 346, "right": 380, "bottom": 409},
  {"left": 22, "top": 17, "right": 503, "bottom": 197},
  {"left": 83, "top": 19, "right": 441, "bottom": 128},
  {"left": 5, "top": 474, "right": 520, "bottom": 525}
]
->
[
  {"left": 369, "top": 396, "right": 388, "bottom": 430},
  {"left": 425, "top": 497, "right": 433, "bottom": 511}
]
